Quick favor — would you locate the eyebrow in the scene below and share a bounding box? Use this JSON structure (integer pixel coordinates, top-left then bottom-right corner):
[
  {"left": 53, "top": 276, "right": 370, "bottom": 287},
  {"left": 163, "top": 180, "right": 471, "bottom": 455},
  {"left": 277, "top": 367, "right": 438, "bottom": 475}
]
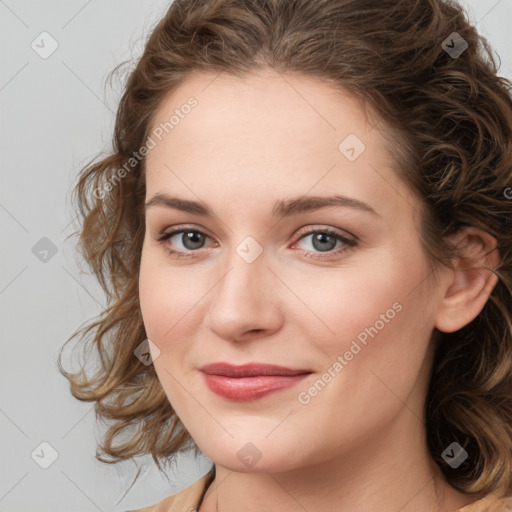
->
[{"left": 145, "top": 193, "right": 380, "bottom": 218}]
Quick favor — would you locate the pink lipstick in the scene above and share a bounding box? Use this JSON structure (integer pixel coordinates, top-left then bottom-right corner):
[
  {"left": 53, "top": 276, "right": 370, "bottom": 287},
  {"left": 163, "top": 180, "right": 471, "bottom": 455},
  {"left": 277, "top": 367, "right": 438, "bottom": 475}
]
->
[{"left": 198, "top": 362, "right": 312, "bottom": 401}]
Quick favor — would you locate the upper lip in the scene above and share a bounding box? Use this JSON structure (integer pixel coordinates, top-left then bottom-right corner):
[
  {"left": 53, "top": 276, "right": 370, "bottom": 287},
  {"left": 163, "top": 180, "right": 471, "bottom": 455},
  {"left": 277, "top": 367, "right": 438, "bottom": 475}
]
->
[{"left": 198, "top": 362, "right": 312, "bottom": 377}]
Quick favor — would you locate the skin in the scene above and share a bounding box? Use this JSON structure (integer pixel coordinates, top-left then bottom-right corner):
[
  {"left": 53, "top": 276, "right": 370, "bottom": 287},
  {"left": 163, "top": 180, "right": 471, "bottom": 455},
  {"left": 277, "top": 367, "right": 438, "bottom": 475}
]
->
[{"left": 138, "top": 68, "right": 498, "bottom": 512}]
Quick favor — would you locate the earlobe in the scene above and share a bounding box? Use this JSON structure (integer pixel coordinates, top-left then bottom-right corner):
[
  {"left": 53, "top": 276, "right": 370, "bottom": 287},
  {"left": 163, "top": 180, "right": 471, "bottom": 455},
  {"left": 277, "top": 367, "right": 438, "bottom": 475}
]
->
[{"left": 435, "top": 228, "right": 500, "bottom": 334}]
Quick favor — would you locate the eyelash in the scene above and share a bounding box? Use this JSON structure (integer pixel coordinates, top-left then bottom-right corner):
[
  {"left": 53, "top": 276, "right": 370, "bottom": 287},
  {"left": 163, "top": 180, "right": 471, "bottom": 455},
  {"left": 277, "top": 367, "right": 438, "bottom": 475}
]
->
[{"left": 156, "top": 225, "right": 357, "bottom": 261}]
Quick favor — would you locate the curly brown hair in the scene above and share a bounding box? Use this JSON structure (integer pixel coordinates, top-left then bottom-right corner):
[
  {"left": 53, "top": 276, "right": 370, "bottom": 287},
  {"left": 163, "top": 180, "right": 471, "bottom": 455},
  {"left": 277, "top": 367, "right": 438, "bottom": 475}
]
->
[{"left": 58, "top": 0, "right": 512, "bottom": 497}]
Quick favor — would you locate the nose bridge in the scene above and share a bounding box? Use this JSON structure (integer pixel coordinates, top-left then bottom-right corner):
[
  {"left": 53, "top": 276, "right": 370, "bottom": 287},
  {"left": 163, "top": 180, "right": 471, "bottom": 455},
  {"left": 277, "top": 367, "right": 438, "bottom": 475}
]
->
[
  {"left": 204, "top": 239, "right": 281, "bottom": 340},
  {"left": 218, "top": 234, "right": 268, "bottom": 296},
  {"left": 215, "top": 242, "right": 267, "bottom": 312}
]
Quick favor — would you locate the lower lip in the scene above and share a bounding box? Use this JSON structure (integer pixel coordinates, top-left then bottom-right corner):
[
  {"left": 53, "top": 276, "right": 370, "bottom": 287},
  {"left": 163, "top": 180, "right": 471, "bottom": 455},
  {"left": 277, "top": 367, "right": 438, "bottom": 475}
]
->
[{"left": 200, "top": 372, "right": 311, "bottom": 401}]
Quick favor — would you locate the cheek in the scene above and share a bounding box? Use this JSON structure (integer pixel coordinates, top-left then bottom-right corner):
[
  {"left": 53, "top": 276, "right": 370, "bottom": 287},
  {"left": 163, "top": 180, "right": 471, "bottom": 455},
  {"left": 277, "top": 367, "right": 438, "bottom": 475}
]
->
[
  {"left": 296, "top": 263, "right": 403, "bottom": 338},
  {"left": 303, "top": 245, "right": 432, "bottom": 369},
  {"left": 138, "top": 249, "right": 206, "bottom": 341},
  {"left": 138, "top": 252, "right": 201, "bottom": 408},
  {"left": 138, "top": 253, "right": 169, "bottom": 340}
]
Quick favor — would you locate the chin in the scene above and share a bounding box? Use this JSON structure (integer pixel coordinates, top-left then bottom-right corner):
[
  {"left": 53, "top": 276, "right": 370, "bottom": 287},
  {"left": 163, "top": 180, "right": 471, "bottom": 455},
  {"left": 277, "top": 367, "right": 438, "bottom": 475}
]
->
[{"left": 197, "top": 435, "right": 307, "bottom": 474}]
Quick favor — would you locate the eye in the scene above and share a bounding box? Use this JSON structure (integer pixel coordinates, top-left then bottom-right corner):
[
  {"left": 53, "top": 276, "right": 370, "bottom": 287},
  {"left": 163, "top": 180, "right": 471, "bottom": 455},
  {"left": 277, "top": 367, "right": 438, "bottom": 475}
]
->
[
  {"left": 292, "top": 228, "right": 357, "bottom": 259},
  {"left": 157, "top": 227, "right": 214, "bottom": 259},
  {"left": 156, "top": 225, "right": 357, "bottom": 260}
]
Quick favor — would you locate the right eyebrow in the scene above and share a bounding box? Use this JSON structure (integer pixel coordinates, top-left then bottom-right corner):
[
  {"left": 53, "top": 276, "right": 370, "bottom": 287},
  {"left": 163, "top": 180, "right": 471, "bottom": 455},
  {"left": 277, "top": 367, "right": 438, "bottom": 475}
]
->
[{"left": 144, "top": 194, "right": 210, "bottom": 216}]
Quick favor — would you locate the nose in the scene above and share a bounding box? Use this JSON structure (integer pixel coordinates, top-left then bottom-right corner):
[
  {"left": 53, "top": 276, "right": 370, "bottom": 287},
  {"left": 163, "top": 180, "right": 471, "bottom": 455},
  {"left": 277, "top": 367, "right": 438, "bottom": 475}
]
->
[{"left": 203, "top": 249, "right": 284, "bottom": 343}]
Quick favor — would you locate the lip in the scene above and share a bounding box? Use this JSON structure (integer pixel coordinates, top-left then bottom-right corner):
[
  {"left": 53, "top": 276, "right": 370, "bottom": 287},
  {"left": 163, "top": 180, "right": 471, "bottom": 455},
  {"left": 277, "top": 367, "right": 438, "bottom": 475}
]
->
[
  {"left": 198, "top": 362, "right": 313, "bottom": 401},
  {"left": 198, "top": 362, "right": 312, "bottom": 377}
]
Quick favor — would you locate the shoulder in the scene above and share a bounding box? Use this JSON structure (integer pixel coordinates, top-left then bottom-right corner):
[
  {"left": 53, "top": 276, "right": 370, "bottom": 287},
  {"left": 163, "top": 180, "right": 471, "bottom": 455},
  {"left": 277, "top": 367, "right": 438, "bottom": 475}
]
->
[
  {"left": 127, "top": 468, "right": 215, "bottom": 512},
  {"left": 456, "top": 494, "right": 512, "bottom": 512}
]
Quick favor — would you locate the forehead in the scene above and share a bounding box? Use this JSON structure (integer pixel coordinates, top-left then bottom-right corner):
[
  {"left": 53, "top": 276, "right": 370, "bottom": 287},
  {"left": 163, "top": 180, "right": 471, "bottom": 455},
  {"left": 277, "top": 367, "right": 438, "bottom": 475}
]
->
[
  {"left": 147, "top": 69, "right": 374, "bottom": 154},
  {"left": 144, "top": 69, "right": 415, "bottom": 220}
]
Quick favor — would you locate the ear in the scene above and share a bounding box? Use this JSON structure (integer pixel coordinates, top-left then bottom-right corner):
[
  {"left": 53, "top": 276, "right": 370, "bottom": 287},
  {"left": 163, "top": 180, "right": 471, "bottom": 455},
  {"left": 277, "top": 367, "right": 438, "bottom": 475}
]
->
[{"left": 435, "top": 227, "right": 500, "bottom": 333}]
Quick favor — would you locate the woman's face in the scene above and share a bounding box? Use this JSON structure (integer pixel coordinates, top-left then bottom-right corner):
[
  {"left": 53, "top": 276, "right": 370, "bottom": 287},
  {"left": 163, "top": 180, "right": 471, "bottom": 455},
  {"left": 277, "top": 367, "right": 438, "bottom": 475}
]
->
[{"left": 139, "top": 69, "right": 443, "bottom": 472}]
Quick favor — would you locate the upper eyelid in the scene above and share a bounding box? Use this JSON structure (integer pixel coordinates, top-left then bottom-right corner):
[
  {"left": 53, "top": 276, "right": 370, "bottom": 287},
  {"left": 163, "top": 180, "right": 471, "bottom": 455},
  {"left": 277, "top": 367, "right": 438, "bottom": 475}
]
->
[
  {"left": 294, "top": 225, "right": 355, "bottom": 241},
  {"left": 159, "top": 225, "right": 216, "bottom": 243}
]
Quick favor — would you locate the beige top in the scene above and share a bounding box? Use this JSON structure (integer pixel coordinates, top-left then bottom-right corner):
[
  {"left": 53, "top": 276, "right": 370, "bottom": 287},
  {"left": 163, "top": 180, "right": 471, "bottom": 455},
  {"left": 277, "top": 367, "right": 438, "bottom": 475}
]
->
[{"left": 129, "top": 469, "right": 512, "bottom": 512}]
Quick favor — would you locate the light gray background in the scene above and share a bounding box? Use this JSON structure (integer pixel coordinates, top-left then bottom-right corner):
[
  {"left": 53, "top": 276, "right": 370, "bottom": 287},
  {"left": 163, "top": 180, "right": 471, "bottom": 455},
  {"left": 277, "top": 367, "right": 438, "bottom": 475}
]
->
[{"left": 1, "top": 1, "right": 511, "bottom": 511}]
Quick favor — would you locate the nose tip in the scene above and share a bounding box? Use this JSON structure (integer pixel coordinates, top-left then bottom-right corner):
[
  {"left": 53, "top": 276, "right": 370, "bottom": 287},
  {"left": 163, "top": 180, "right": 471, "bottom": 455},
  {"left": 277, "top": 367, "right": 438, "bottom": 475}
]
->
[{"left": 203, "top": 256, "right": 283, "bottom": 343}]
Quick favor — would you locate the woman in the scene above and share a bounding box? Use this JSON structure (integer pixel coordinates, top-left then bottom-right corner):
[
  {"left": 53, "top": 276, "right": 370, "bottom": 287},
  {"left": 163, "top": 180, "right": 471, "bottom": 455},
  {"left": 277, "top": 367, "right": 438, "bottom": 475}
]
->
[{"left": 58, "top": 0, "right": 512, "bottom": 510}]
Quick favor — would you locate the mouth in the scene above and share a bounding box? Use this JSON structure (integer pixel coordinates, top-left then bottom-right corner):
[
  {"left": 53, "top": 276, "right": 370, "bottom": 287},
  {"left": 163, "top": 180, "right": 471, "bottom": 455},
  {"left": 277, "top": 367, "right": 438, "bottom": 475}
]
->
[{"left": 198, "top": 362, "right": 313, "bottom": 401}]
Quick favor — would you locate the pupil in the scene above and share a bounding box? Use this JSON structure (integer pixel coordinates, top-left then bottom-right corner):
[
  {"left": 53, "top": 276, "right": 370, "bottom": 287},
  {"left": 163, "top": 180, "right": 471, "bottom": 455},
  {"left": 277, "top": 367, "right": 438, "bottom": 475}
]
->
[
  {"left": 183, "top": 231, "right": 204, "bottom": 249},
  {"left": 313, "top": 233, "right": 336, "bottom": 252}
]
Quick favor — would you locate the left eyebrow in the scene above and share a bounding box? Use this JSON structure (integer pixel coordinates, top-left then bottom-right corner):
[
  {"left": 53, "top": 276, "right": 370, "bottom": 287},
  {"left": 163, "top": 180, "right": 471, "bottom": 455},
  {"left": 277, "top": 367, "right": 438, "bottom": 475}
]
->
[{"left": 144, "top": 193, "right": 380, "bottom": 218}]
